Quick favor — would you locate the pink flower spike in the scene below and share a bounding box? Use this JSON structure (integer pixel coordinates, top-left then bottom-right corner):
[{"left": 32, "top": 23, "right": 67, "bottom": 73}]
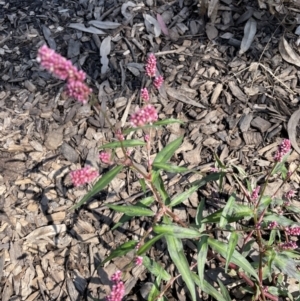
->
[
  {"left": 145, "top": 53, "right": 157, "bottom": 77},
  {"left": 279, "top": 241, "right": 298, "bottom": 250},
  {"left": 130, "top": 105, "right": 158, "bottom": 127},
  {"left": 141, "top": 88, "right": 150, "bottom": 102},
  {"left": 268, "top": 221, "right": 278, "bottom": 229},
  {"left": 37, "top": 45, "right": 87, "bottom": 82},
  {"left": 99, "top": 152, "right": 111, "bottom": 164},
  {"left": 66, "top": 80, "right": 92, "bottom": 104},
  {"left": 285, "top": 190, "right": 295, "bottom": 200},
  {"left": 70, "top": 166, "right": 99, "bottom": 187},
  {"left": 274, "top": 139, "right": 291, "bottom": 162},
  {"left": 135, "top": 256, "right": 143, "bottom": 266},
  {"left": 250, "top": 186, "right": 260, "bottom": 202},
  {"left": 285, "top": 226, "right": 300, "bottom": 236},
  {"left": 107, "top": 271, "right": 125, "bottom": 301},
  {"left": 153, "top": 76, "right": 164, "bottom": 89}
]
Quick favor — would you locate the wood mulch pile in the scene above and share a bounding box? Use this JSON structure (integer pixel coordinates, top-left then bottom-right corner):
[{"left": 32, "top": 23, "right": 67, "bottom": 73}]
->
[{"left": 1, "top": 0, "right": 300, "bottom": 300}]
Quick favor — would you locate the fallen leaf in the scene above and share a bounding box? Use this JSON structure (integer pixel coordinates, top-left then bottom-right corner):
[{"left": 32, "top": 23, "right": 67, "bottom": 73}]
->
[
  {"left": 144, "top": 14, "right": 161, "bottom": 37},
  {"left": 100, "top": 36, "right": 111, "bottom": 74},
  {"left": 205, "top": 23, "right": 218, "bottom": 40},
  {"left": 279, "top": 37, "right": 300, "bottom": 68},
  {"left": 228, "top": 81, "right": 247, "bottom": 102},
  {"left": 288, "top": 108, "right": 300, "bottom": 154},
  {"left": 88, "top": 20, "right": 121, "bottom": 29},
  {"left": 207, "top": 0, "right": 219, "bottom": 18},
  {"left": 157, "top": 13, "right": 169, "bottom": 36},
  {"left": 25, "top": 225, "right": 67, "bottom": 242},
  {"left": 121, "top": 1, "right": 136, "bottom": 20},
  {"left": 68, "top": 23, "right": 105, "bottom": 34},
  {"left": 42, "top": 25, "right": 56, "bottom": 49},
  {"left": 239, "top": 18, "right": 257, "bottom": 54}
]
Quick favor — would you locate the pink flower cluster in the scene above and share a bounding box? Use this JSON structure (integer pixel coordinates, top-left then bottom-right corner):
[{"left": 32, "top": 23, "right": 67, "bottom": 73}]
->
[
  {"left": 70, "top": 166, "right": 99, "bottom": 187},
  {"left": 278, "top": 241, "right": 297, "bottom": 250},
  {"left": 135, "top": 256, "right": 143, "bottom": 266},
  {"left": 141, "top": 88, "right": 150, "bottom": 102},
  {"left": 37, "top": 45, "right": 92, "bottom": 104},
  {"left": 250, "top": 186, "right": 260, "bottom": 202},
  {"left": 286, "top": 226, "right": 300, "bottom": 236},
  {"left": 268, "top": 221, "right": 278, "bottom": 229},
  {"left": 99, "top": 151, "right": 111, "bottom": 164},
  {"left": 153, "top": 75, "right": 164, "bottom": 89},
  {"left": 274, "top": 139, "right": 291, "bottom": 162},
  {"left": 130, "top": 104, "right": 158, "bottom": 127},
  {"left": 107, "top": 271, "right": 125, "bottom": 301},
  {"left": 285, "top": 190, "right": 295, "bottom": 199},
  {"left": 145, "top": 53, "right": 157, "bottom": 77}
]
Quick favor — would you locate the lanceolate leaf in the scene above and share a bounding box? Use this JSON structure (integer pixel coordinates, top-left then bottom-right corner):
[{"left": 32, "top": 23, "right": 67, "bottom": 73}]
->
[
  {"left": 197, "top": 236, "right": 208, "bottom": 287},
  {"left": 219, "top": 193, "right": 236, "bottom": 228},
  {"left": 208, "top": 238, "right": 259, "bottom": 281},
  {"left": 225, "top": 232, "right": 238, "bottom": 273},
  {"left": 153, "top": 224, "right": 201, "bottom": 239},
  {"left": 107, "top": 204, "right": 154, "bottom": 217},
  {"left": 152, "top": 174, "right": 170, "bottom": 204},
  {"left": 239, "top": 18, "right": 257, "bottom": 54},
  {"left": 152, "top": 162, "right": 190, "bottom": 174},
  {"left": 169, "top": 185, "right": 199, "bottom": 207},
  {"left": 165, "top": 236, "right": 196, "bottom": 301},
  {"left": 217, "top": 279, "right": 232, "bottom": 301},
  {"left": 143, "top": 256, "right": 171, "bottom": 281},
  {"left": 192, "top": 273, "right": 227, "bottom": 301},
  {"left": 71, "top": 165, "right": 123, "bottom": 210},
  {"left": 102, "top": 240, "right": 137, "bottom": 264},
  {"left": 137, "top": 234, "right": 164, "bottom": 255},
  {"left": 190, "top": 172, "right": 221, "bottom": 187},
  {"left": 101, "top": 139, "right": 146, "bottom": 149},
  {"left": 273, "top": 253, "right": 300, "bottom": 281}
]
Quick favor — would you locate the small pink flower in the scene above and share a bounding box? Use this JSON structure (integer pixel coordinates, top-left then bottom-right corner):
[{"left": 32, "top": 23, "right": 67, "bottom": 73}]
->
[
  {"left": 135, "top": 256, "right": 143, "bottom": 266},
  {"left": 285, "top": 226, "right": 300, "bottom": 236},
  {"left": 210, "top": 167, "right": 219, "bottom": 173},
  {"left": 66, "top": 80, "right": 92, "bottom": 104},
  {"left": 99, "top": 152, "right": 111, "bottom": 164},
  {"left": 250, "top": 186, "right": 260, "bottom": 201},
  {"left": 130, "top": 105, "right": 158, "bottom": 127},
  {"left": 285, "top": 190, "right": 295, "bottom": 200},
  {"left": 268, "top": 221, "right": 278, "bottom": 229},
  {"left": 153, "top": 76, "right": 164, "bottom": 89},
  {"left": 107, "top": 271, "right": 125, "bottom": 301},
  {"left": 274, "top": 139, "right": 291, "bottom": 162},
  {"left": 115, "top": 129, "right": 125, "bottom": 141},
  {"left": 145, "top": 53, "right": 157, "bottom": 77},
  {"left": 144, "top": 134, "right": 150, "bottom": 142},
  {"left": 70, "top": 166, "right": 99, "bottom": 187},
  {"left": 141, "top": 88, "right": 150, "bottom": 102},
  {"left": 278, "top": 241, "right": 297, "bottom": 250}
]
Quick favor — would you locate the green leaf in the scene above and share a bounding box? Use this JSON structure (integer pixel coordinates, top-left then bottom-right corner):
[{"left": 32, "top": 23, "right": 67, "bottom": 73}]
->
[
  {"left": 271, "top": 153, "right": 290, "bottom": 176},
  {"left": 139, "top": 178, "right": 147, "bottom": 193},
  {"left": 123, "top": 119, "right": 184, "bottom": 135},
  {"left": 214, "top": 153, "right": 226, "bottom": 169},
  {"left": 273, "top": 252, "right": 300, "bottom": 281},
  {"left": 152, "top": 162, "right": 190, "bottom": 173},
  {"left": 107, "top": 204, "right": 154, "bottom": 217},
  {"left": 154, "top": 224, "right": 201, "bottom": 239},
  {"left": 143, "top": 256, "right": 171, "bottom": 281},
  {"left": 225, "top": 232, "right": 238, "bottom": 273},
  {"left": 192, "top": 273, "right": 227, "bottom": 301},
  {"left": 71, "top": 165, "right": 123, "bottom": 210},
  {"left": 264, "top": 214, "right": 300, "bottom": 227},
  {"left": 197, "top": 236, "right": 208, "bottom": 287},
  {"left": 196, "top": 198, "right": 205, "bottom": 228},
  {"left": 258, "top": 196, "right": 272, "bottom": 212},
  {"left": 147, "top": 276, "right": 161, "bottom": 301},
  {"left": 152, "top": 174, "right": 171, "bottom": 205},
  {"left": 220, "top": 193, "right": 236, "bottom": 228},
  {"left": 101, "top": 139, "right": 146, "bottom": 149},
  {"left": 208, "top": 238, "right": 259, "bottom": 281},
  {"left": 217, "top": 279, "right": 232, "bottom": 301},
  {"left": 169, "top": 185, "right": 199, "bottom": 207},
  {"left": 137, "top": 234, "right": 164, "bottom": 255},
  {"left": 190, "top": 172, "right": 222, "bottom": 187},
  {"left": 102, "top": 240, "right": 137, "bottom": 265},
  {"left": 231, "top": 164, "right": 247, "bottom": 179},
  {"left": 165, "top": 236, "right": 196, "bottom": 301},
  {"left": 112, "top": 196, "right": 155, "bottom": 230}
]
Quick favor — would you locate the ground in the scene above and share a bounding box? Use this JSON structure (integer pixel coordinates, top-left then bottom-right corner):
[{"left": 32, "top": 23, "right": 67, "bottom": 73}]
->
[{"left": 1, "top": 0, "right": 300, "bottom": 300}]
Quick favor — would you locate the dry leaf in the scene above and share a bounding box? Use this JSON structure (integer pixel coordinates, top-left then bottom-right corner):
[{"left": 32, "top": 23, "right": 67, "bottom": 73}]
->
[
  {"left": 279, "top": 37, "right": 300, "bottom": 68},
  {"left": 42, "top": 25, "right": 56, "bottom": 49},
  {"left": 239, "top": 18, "right": 257, "bottom": 54},
  {"left": 100, "top": 36, "right": 111, "bottom": 74},
  {"left": 88, "top": 20, "right": 121, "bottom": 29},
  {"left": 25, "top": 225, "right": 67, "bottom": 242},
  {"left": 205, "top": 23, "right": 218, "bottom": 40},
  {"left": 144, "top": 14, "right": 161, "bottom": 37},
  {"left": 157, "top": 13, "right": 169, "bottom": 36},
  {"left": 287, "top": 108, "right": 300, "bottom": 154},
  {"left": 228, "top": 81, "right": 247, "bottom": 102},
  {"left": 210, "top": 83, "right": 223, "bottom": 105},
  {"left": 207, "top": 0, "right": 219, "bottom": 18},
  {"left": 121, "top": 1, "right": 136, "bottom": 20},
  {"left": 68, "top": 23, "right": 105, "bottom": 34}
]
